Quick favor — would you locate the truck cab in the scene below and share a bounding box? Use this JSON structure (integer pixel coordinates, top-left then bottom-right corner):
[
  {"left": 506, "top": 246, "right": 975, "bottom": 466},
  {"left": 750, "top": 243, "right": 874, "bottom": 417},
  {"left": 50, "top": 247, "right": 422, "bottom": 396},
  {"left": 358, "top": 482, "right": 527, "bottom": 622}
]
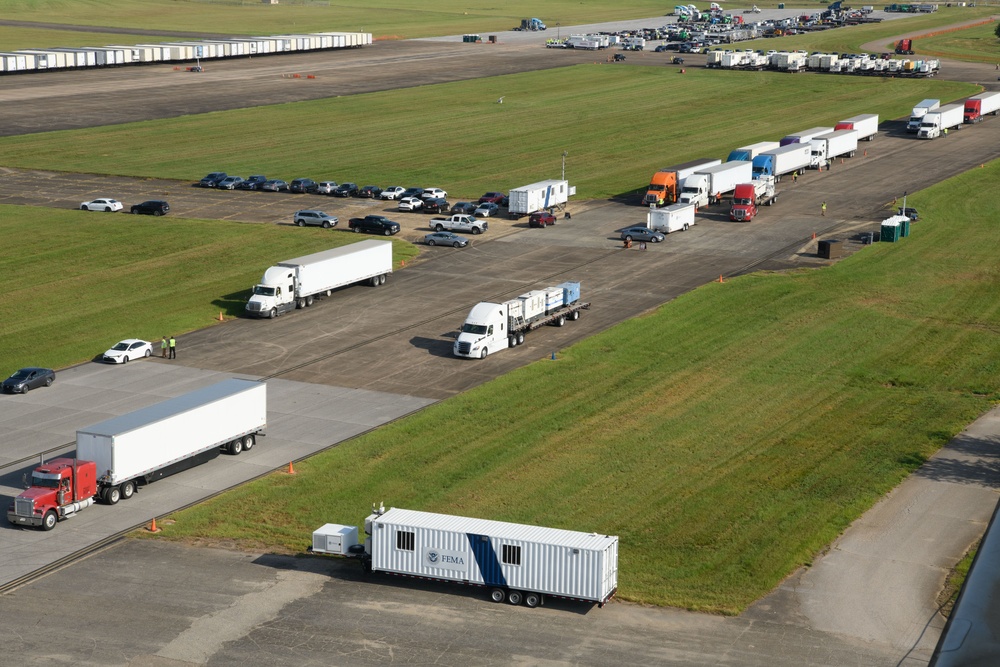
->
[
  {"left": 644, "top": 172, "right": 677, "bottom": 206},
  {"left": 7, "top": 458, "right": 98, "bottom": 530},
  {"left": 730, "top": 183, "right": 759, "bottom": 221},
  {"left": 453, "top": 302, "right": 508, "bottom": 359},
  {"left": 247, "top": 266, "right": 297, "bottom": 317},
  {"left": 678, "top": 174, "right": 709, "bottom": 207}
]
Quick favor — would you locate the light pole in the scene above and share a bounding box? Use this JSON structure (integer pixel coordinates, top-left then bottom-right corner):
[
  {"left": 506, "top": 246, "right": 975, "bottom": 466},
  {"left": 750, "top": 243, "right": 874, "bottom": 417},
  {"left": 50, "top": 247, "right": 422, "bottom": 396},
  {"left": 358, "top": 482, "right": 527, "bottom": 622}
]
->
[{"left": 562, "top": 151, "right": 568, "bottom": 181}]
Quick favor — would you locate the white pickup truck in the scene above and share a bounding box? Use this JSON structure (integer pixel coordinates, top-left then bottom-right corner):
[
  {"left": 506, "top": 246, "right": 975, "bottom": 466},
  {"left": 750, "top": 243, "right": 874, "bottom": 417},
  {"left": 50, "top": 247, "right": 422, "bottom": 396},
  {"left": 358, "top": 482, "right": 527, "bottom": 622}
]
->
[{"left": 430, "top": 214, "right": 488, "bottom": 235}]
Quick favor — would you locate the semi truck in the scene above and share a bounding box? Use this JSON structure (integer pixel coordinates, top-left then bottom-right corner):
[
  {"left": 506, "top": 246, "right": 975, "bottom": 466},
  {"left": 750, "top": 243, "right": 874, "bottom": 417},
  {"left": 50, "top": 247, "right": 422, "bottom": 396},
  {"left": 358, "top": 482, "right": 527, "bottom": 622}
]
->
[
  {"left": 678, "top": 160, "right": 753, "bottom": 208},
  {"left": 453, "top": 281, "right": 588, "bottom": 359},
  {"left": 964, "top": 92, "right": 1000, "bottom": 124},
  {"left": 647, "top": 202, "right": 696, "bottom": 233},
  {"left": 779, "top": 127, "right": 833, "bottom": 147},
  {"left": 907, "top": 99, "right": 939, "bottom": 132},
  {"left": 834, "top": 114, "right": 879, "bottom": 141},
  {"left": 729, "top": 176, "right": 776, "bottom": 222},
  {"left": 752, "top": 143, "right": 811, "bottom": 180},
  {"left": 507, "top": 180, "right": 570, "bottom": 218},
  {"left": 7, "top": 379, "right": 267, "bottom": 530},
  {"left": 809, "top": 129, "right": 858, "bottom": 168},
  {"left": 917, "top": 103, "right": 964, "bottom": 139},
  {"left": 245, "top": 240, "right": 392, "bottom": 319},
  {"left": 311, "top": 505, "right": 619, "bottom": 608},
  {"left": 643, "top": 158, "right": 721, "bottom": 206},
  {"left": 726, "top": 141, "right": 780, "bottom": 162},
  {"left": 430, "top": 214, "right": 488, "bottom": 234}
]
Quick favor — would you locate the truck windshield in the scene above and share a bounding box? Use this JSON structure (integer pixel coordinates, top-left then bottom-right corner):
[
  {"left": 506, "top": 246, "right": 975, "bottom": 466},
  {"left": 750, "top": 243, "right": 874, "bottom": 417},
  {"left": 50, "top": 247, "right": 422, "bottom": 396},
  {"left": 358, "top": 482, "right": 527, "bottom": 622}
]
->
[
  {"left": 734, "top": 198, "right": 751, "bottom": 205},
  {"left": 461, "top": 323, "right": 488, "bottom": 335},
  {"left": 648, "top": 184, "right": 664, "bottom": 192},
  {"left": 681, "top": 186, "right": 698, "bottom": 194},
  {"left": 31, "top": 475, "right": 60, "bottom": 489},
  {"left": 253, "top": 286, "right": 275, "bottom": 296}
]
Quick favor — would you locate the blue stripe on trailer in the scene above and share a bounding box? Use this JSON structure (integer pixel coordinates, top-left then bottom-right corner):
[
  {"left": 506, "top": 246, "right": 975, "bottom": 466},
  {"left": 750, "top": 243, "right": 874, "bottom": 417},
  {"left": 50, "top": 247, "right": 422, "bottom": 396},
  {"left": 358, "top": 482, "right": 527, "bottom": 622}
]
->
[
  {"left": 467, "top": 533, "right": 506, "bottom": 586},
  {"left": 543, "top": 186, "right": 552, "bottom": 209}
]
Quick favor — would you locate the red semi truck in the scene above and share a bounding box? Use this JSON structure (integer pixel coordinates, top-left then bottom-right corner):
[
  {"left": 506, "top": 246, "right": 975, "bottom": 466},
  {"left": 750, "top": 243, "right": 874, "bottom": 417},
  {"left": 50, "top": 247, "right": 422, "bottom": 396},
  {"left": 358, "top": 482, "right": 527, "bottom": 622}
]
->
[
  {"left": 729, "top": 177, "right": 776, "bottom": 222},
  {"left": 963, "top": 92, "right": 1000, "bottom": 124}
]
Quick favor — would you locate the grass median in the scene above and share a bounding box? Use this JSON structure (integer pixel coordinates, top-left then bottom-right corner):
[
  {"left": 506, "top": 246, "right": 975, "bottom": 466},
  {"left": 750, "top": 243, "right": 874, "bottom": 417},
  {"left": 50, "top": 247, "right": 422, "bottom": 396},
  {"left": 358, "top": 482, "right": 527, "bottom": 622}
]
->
[{"left": 149, "top": 160, "right": 1000, "bottom": 613}]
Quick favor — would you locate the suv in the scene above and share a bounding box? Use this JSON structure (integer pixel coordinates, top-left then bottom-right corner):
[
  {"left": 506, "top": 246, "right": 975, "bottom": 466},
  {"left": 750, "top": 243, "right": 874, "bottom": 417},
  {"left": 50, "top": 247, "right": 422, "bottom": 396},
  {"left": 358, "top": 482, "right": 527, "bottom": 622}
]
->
[
  {"left": 289, "top": 178, "right": 319, "bottom": 194},
  {"left": 333, "top": 182, "right": 359, "bottom": 197},
  {"left": 198, "top": 172, "right": 227, "bottom": 188},
  {"left": 238, "top": 175, "right": 268, "bottom": 190},
  {"left": 294, "top": 210, "right": 338, "bottom": 228},
  {"left": 380, "top": 186, "right": 406, "bottom": 200},
  {"left": 216, "top": 176, "right": 244, "bottom": 190},
  {"left": 358, "top": 185, "right": 383, "bottom": 198},
  {"left": 478, "top": 192, "right": 508, "bottom": 206},
  {"left": 529, "top": 211, "right": 556, "bottom": 228},
  {"left": 422, "top": 197, "right": 449, "bottom": 214},
  {"left": 400, "top": 187, "right": 425, "bottom": 200},
  {"left": 316, "top": 181, "right": 338, "bottom": 195},
  {"left": 131, "top": 200, "right": 170, "bottom": 216}
]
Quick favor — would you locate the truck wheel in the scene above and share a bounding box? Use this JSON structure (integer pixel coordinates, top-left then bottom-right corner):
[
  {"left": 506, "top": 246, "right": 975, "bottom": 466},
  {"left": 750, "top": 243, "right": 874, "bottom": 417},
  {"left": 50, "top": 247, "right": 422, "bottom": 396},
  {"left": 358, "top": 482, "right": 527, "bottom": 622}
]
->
[
  {"left": 508, "top": 335, "right": 517, "bottom": 348},
  {"left": 42, "top": 511, "right": 58, "bottom": 531},
  {"left": 507, "top": 590, "right": 523, "bottom": 605},
  {"left": 229, "top": 438, "right": 243, "bottom": 455},
  {"left": 105, "top": 486, "right": 121, "bottom": 505},
  {"left": 306, "top": 295, "right": 314, "bottom": 307},
  {"left": 120, "top": 480, "right": 136, "bottom": 499},
  {"left": 516, "top": 332, "right": 525, "bottom": 344},
  {"left": 296, "top": 298, "right": 306, "bottom": 309},
  {"left": 243, "top": 434, "right": 255, "bottom": 451},
  {"left": 353, "top": 226, "right": 360, "bottom": 233},
  {"left": 370, "top": 276, "right": 379, "bottom": 287},
  {"left": 480, "top": 348, "right": 488, "bottom": 359},
  {"left": 490, "top": 588, "right": 506, "bottom": 603},
  {"left": 472, "top": 227, "right": 482, "bottom": 235},
  {"left": 525, "top": 593, "right": 541, "bottom": 608},
  {"left": 683, "top": 224, "right": 689, "bottom": 231},
  {"left": 556, "top": 315, "right": 566, "bottom": 327},
  {"left": 269, "top": 308, "right": 277, "bottom": 319},
  {"left": 379, "top": 275, "right": 387, "bottom": 285},
  {"left": 435, "top": 224, "right": 445, "bottom": 232}
]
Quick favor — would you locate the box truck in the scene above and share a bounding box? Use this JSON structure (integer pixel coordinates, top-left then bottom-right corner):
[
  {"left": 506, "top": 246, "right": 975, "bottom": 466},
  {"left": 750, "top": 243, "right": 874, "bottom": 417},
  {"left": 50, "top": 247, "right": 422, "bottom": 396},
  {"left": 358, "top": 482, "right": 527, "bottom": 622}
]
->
[
  {"left": 647, "top": 202, "right": 696, "bottom": 233},
  {"left": 834, "top": 114, "right": 879, "bottom": 141},
  {"left": 643, "top": 158, "right": 722, "bottom": 206},
  {"left": 453, "top": 282, "right": 588, "bottom": 359},
  {"left": 678, "top": 161, "right": 753, "bottom": 208},
  {"left": 7, "top": 379, "right": 267, "bottom": 530},
  {"left": 917, "top": 103, "right": 963, "bottom": 139},
  {"left": 727, "top": 141, "right": 781, "bottom": 162},
  {"left": 809, "top": 129, "right": 858, "bottom": 168},
  {"left": 752, "top": 143, "right": 811, "bottom": 180},
  {"left": 907, "top": 99, "right": 939, "bottom": 132},
  {"left": 507, "top": 180, "right": 571, "bottom": 218},
  {"left": 964, "top": 92, "right": 1000, "bottom": 124},
  {"left": 245, "top": 240, "right": 392, "bottom": 318},
  {"left": 780, "top": 127, "right": 833, "bottom": 147},
  {"left": 729, "top": 176, "right": 776, "bottom": 222},
  {"left": 312, "top": 505, "right": 619, "bottom": 608}
]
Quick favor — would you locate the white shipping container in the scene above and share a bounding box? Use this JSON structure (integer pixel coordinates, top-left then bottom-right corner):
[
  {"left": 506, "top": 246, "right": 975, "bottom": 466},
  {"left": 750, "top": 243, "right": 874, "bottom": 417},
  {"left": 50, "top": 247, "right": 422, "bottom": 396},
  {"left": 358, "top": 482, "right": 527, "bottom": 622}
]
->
[
  {"left": 508, "top": 179, "right": 570, "bottom": 216},
  {"left": 76, "top": 379, "right": 267, "bottom": 486},
  {"left": 366, "top": 508, "right": 619, "bottom": 605},
  {"left": 519, "top": 291, "right": 547, "bottom": 320}
]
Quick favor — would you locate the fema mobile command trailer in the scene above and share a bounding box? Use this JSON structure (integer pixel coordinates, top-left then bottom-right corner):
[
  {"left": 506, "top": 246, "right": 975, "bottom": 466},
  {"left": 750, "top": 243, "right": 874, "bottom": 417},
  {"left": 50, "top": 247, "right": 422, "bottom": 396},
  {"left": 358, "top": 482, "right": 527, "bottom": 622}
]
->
[
  {"left": 312, "top": 506, "right": 619, "bottom": 607},
  {"left": 507, "top": 179, "right": 572, "bottom": 218}
]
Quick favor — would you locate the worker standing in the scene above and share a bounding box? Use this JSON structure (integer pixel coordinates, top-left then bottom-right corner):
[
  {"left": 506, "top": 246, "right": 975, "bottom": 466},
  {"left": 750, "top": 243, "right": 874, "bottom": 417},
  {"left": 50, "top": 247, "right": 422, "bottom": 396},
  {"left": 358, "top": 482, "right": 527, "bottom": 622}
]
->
[
  {"left": 161, "top": 336, "right": 168, "bottom": 358},
  {"left": 821, "top": 201, "right": 827, "bottom": 217},
  {"left": 168, "top": 335, "right": 176, "bottom": 360}
]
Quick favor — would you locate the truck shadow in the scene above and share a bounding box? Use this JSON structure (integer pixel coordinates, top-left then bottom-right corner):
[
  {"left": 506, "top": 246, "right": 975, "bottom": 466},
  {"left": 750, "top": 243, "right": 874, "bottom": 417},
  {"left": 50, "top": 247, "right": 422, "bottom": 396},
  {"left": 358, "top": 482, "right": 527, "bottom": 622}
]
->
[
  {"left": 212, "top": 290, "right": 253, "bottom": 317},
  {"left": 0, "top": 465, "right": 31, "bottom": 531},
  {"left": 410, "top": 335, "right": 457, "bottom": 358}
]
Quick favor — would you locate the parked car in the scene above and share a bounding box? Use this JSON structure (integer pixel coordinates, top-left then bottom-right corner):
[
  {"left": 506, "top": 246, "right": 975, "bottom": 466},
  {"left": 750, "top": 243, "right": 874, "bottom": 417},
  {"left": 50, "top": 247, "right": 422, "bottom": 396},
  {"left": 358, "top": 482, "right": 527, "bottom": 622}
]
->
[
  {"left": 293, "top": 210, "right": 338, "bottom": 228},
  {"left": 333, "top": 182, "right": 359, "bottom": 197},
  {"left": 529, "top": 211, "right": 556, "bottom": 228},
  {"left": 398, "top": 196, "right": 424, "bottom": 212},
  {"left": 80, "top": 198, "right": 123, "bottom": 212},
  {"left": 130, "top": 200, "right": 170, "bottom": 216},
  {"left": 422, "top": 187, "right": 447, "bottom": 200},
  {"left": 316, "top": 181, "right": 338, "bottom": 195},
  {"left": 358, "top": 185, "right": 383, "bottom": 198},
  {"left": 216, "top": 176, "right": 244, "bottom": 190},
  {"left": 620, "top": 226, "right": 665, "bottom": 243},
  {"left": 898, "top": 207, "right": 919, "bottom": 221},
  {"left": 2, "top": 367, "right": 55, "bottom": 394},
  {"left": 401, "top": 187, "right": 425, "bottom": 200},
  {"left": 260, "top": 179, "right": 289, "bottom": 192},
  {"left": 198, "top": 172, "right": 227, "bottom": 188},
  {"left": 474, "top": 202, "right": 500, "bottom": 218},
  {"left": 289, "top": 178, "right": 319, "bottom": 194},
  {"left": 380, "top": 186, "right": 406, "bottom": 200},
  {"left": 422, "top": 198, "right": 449, "bottom": 214},
  {"left": 348, "top": 215, "right": 401, "bottom": 235},
  {"left": 101, "top": 339, "right": 152, "bottom": 364},
  {"left": 424, "top": 231, "right": 469, "bottom": 248},
  {"left": 238, "top": 175, "right": 268, "bottom": 190},
  {"left": 478, "top": 192, "right": 508, "bottom": 206},
  {"left": 451, "top": 202, "right": 477, "bottom": 215}
]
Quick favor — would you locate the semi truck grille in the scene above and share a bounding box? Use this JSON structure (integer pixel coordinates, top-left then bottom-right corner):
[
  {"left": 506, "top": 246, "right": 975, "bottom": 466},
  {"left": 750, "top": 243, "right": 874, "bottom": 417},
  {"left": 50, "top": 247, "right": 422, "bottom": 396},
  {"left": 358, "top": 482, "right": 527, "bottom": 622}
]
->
[
  {"left": 246, "top": 302, "right": 262, "bottom": 312},
  {"left": 14, "top": 498, "right": 33, "bottom": 517},
  {"left": 457, "top": 342, "right": 472, "bottom": 355}
]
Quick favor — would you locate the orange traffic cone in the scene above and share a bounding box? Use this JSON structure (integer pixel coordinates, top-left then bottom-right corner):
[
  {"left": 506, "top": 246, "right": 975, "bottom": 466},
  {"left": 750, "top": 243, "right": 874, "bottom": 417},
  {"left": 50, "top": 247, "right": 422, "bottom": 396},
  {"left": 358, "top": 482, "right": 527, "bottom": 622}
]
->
[
  {"left": 718, "top": 275, "right": 725, "bottom": 283},
  {"left": 288, "top": 461, "right": 296, "bottom": 474},
  {"left": 218, "top": 312, "right": 224, "bottom": 321},
  {"left": 148, "top": 517, "right": 161, "bottom": 533},
  {"left": 812, "top": 232, "right": 816, "bottom": 240}
]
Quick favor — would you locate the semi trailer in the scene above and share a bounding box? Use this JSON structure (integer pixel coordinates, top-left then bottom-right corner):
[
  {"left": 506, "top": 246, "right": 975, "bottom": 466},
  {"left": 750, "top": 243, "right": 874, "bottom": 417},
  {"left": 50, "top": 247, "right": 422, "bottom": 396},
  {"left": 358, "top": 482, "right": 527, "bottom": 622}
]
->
[
  {"left": 834, "top": 114, "right": 879, "bottom": 141},
  {"left": 507, "top": 180, "right": 570, "bottom": 218},
  {"left": 809, "top": 129, "right": 858, "bottom": 168},
  {"left": 311, "top": 505, "right": 619, "bottom": 607},
  {"left": 643, "top": 158, "right": 721, "bottom": 206},
  {"left": 7, "top": 379, "right": 267, "bottom": 530},
  {"left": 726, "top": 141, "right": 780, "bottom": 162},
  {"left": 917, "top": 103, "right": 963, "bottom": 139},
  {"left": 245, "top": 240, "right": 392, "bottom": 318},
  {"left": 752, "top": 143, "right": 811, "bottom": 180},
  {"left": 678, "top": 161, "right": 753, "bottom": 208},
  {"left": 780, "top": 127, "right": 833, "bottom": 147},
  {"left": 907, "top": 99, "right": 939, "bottom": 132},
  {"left": 964, "top": 92, "right": 1000, "bottom": 124}
]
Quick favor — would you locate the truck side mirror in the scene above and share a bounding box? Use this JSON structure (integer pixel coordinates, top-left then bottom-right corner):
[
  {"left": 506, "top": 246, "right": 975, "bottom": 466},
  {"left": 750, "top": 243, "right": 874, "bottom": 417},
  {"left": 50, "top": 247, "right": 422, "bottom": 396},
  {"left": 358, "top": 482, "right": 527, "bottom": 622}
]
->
[{"left": 22, "top": 473, "right": 29, "bottom": 489}]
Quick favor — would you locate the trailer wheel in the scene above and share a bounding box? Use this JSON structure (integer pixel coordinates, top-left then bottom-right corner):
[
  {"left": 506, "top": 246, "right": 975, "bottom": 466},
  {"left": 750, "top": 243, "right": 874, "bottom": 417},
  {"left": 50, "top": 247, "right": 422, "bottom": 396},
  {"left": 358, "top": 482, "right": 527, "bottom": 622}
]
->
[
  {"left": 105, "top": 486, "right": 121, "bottom": 505},
  {"left": 297, "top": 298, "right": 306, "bottom": 309},
  {"left": 524, "top": 593, "right": 541, "bottom": 608},
  {"left": 490, "top": 588, "right": 506, "bottom": 603},
  {"left": 42, "top": 510, "right": 58, "bottom": 531},
  {"left": 683, "top": 224, "right": 689, "bottom": 231},
  {"left": 570, "top": 310, "right": 580, "bottom": 321},
  {"left": 379, "top": 274, "right": 387, "bottom": 285},
  {"left": 243, "top": 434, "right": 255, "bottom": 451},
  {"left": 507, "top": 590, "right": 523, "bottom": 605},
  {"left": 229, "top": 438, "right": 244, "bottom": 455},
  {"left": 305, "top": 295, "right": 314, "bottom": 307},
  {"left": 120, "top": 480, "right": 136, "bottom": 500},
  {"left": 555, "top": 315, "right": 566, "bottom": 327}
]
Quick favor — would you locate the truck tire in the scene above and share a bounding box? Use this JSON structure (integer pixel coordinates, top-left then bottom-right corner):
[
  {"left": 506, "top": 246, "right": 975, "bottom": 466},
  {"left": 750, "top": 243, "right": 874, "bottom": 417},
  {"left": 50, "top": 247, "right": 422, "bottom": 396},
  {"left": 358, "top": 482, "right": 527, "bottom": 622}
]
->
[
  {"left": 305, "top": 295, "right": 314, "bottom": 307},
  {"left": 352, "top": 226, "right": 360, "bottom": 233},
  {"left": 296, "top": 298, "right": 306, "bottom": 309},
  {"left": 120, "top": 480, "right": 136, "bottom": 500},
  {"left": 243, "top": 434, "right": 255, "bottom": 451},
  {"left": 525, "top": 592, "right": 541, "bottom": 608},
  {"left": 570, "top": 310, "right": 580, "bottom": 321},
  {"left": 435, "top": 224, "right": 445, "bottom": 232},
  {"left": 472, "top": 227, "right": 482, "bottom": 235},
  {"left": 379, "top": 275, "right": 387, "bottom": 285},
  {"left": 105, "top": 486, "right": 121, "bottom": 505},
  {"left": 516, "top": 332, "right": 525, "bottom": 344},
  {"left": 507, "top": 590, "right": 523, "bottom": 605},
  {"left": 269, "top": 308, "right": 277, "bottom": 319},
  {"left": 556, "top": 315, "right": 566, "bottom": 327},
  {"left": 229, "top": 438, "right": 243, "bottom": 455},
  {"left": 508, "top": 335, "right": 517, "bottom": 348},
  {"left": 42, "top": 510, "right": 58, "bottom": 531},
  {"left": 480, "top": 348, "right": 488, "bottom": 359},
  {"left": 490, "top": 588, "right": 506, "bottom": 603}
]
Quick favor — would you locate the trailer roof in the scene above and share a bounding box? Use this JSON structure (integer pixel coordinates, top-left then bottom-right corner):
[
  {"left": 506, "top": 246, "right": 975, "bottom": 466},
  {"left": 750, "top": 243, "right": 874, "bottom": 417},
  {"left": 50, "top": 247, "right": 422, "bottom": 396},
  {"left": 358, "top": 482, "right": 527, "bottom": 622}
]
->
[
  {"left": 375, "top": 508, "right": 618, "bottom": 551},
  {"left": 279, "top": 239, "right": 390, "bottom": 267}
]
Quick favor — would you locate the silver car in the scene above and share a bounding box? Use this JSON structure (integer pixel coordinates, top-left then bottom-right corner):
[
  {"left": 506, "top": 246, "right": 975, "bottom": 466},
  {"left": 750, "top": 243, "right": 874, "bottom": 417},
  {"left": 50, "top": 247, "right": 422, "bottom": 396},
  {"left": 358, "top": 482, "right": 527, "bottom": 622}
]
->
[
  {"left": 294, "top": 210, "right": 338, "bottom": 228},
  {"left": 316, "top": 181, "right": 338, "bottom": 195},
  {"left": 620, "top": 226, "right": 665, "bottom": 243}
]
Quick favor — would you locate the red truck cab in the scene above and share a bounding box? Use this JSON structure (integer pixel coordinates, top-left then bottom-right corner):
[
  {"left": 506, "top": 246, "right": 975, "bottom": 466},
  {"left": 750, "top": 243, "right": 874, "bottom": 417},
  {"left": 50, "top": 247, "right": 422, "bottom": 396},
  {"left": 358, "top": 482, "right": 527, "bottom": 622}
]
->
[
  {"left": 7, "top": 458, "right": 98, "bottom": 530},
  {"left": 964, "top": 99, "right": 982, "bottom": 124},
  {"left": 729, "top": 183, "right": 758, "bottom": 222}
]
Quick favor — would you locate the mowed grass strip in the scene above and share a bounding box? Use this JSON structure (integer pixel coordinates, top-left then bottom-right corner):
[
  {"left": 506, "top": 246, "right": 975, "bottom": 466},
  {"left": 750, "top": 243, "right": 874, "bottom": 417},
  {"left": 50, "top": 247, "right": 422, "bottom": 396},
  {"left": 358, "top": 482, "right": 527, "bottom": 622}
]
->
[
  {"left": 0, "top": 205, "right": 418, "bottom": 373},
  {"left": 0, "top": 26, "right": 157, "bottom": 50},
  {"left": 0, "top": 66, "right": 976, "bottom": 200},
  {"left": 912, "top": 22, "right": 1000, "bottom": 63},
  {"left": 151, "top": 161, "right": 1000, "bottom": 613}
]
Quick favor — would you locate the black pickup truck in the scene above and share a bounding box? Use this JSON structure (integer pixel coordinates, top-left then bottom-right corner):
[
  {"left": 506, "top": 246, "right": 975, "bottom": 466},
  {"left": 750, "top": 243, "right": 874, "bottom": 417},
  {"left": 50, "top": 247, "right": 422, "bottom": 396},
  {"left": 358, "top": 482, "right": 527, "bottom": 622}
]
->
[{"left": 348, "top": 215, "right": 400, "bottom": 236}]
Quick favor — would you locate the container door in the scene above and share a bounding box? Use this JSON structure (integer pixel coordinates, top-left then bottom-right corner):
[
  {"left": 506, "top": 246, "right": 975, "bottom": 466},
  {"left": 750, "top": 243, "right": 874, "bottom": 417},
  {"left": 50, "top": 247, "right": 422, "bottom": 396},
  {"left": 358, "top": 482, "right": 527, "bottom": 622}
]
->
[{"left": 466, "top": 534, "right": 507, "bottom": 586}]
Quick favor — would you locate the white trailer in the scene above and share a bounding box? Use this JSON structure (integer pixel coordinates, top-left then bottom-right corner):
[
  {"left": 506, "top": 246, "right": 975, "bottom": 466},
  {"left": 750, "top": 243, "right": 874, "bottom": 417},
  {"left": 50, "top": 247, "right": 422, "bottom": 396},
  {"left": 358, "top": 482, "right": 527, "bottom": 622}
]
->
[
  {"left": 647, "top": 203, "right": 696, "bottom": 233},
  {"left": 508, "top": 179, "right": 571, "bottom": 218},
  {"left": 964, "top": 91, "right": 1000, "bottom": 123},
  {"left": 835, "top": 114, "right": 879, "bottom": 141},
  {"left": 246, "top": 240, "right": 392, "bottom": 319},
  {"left": 77, "top": 379, "right": 266, "bottom": 502},
  {"left": 753, "top": 143, "right": 811, "bottom": 180},
  {"left": 678, "top": 160, "right": 753, "bottom": 208},
  {"left": 917, "top": 103, "right": 963, "bottom": 139},
  {"left": 312, "top": 506, "right": 619, "bottom": 607},
  {"left": 809, "top": 129, "right": 858, "bottom": 167},
  {"left": 780, "top": 127, "right": 833, "bottom": 147},
  {"left": 774, "top": 51, "right": 806, "bottom": 71},
  {"left": 907, "top": 98, "right": 939, "bottom": 132}
]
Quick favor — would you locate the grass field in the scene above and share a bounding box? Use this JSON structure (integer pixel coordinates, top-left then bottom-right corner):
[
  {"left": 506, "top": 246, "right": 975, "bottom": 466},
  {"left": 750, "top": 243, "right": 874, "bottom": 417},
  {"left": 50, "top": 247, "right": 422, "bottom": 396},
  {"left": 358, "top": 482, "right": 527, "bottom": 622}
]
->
[
  {"left": 0, "top": 26, "right": 156, "bottom": 50},
  {"left": 0, "top": 66, "right": 976, "bottom": 200},
  {"left": 0, "top": 205, "right": 418, "bottom": 375},
  {"left": 913, "top": 21, "right": 1000, "bottom": 63},
  {"left": 146, "top": 159, "right": 1000, "bottom": 613}
]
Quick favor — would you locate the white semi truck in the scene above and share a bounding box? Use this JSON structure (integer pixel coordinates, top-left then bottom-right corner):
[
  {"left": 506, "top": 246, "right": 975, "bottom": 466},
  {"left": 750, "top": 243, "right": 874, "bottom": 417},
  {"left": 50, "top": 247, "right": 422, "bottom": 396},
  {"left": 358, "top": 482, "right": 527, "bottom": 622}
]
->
[
  {"left": 907, "top": 98, "right": 940, "bottom": 132},
  {"left": 917, "top": 103, "right": 964, "bottom": 139},
  {"left": 678, "top": 161, "right": 753, "bottom": 208},
  {"left": 453, "top": 282, "right": 588, "bottom": 359},
  {"left": 312, "top": 505, "right": 619, "bottom": 608},
  {"left": 245, "top": 240, "right": 392, "bottom": 318}
]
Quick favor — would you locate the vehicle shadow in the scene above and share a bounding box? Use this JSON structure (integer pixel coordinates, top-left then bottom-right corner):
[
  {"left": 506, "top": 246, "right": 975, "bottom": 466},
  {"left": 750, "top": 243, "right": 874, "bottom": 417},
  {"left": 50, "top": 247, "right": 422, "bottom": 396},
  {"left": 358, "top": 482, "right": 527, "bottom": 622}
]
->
[
  {"left": 410, "top": 336, "right": 456, "bottom": 358},
  {"left": 212, "top": 290, "right": 253, "bottom": 317}
]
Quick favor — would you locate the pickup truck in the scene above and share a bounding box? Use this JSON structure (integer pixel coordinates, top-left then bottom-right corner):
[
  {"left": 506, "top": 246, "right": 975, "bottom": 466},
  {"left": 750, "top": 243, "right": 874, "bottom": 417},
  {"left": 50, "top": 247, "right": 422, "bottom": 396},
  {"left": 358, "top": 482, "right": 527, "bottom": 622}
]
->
[
  {"left": 430, "top": 214, "right": 488, "bottom": 235},
  {"left": 348, "top": 215, "right": 400, "bottom": 236}
]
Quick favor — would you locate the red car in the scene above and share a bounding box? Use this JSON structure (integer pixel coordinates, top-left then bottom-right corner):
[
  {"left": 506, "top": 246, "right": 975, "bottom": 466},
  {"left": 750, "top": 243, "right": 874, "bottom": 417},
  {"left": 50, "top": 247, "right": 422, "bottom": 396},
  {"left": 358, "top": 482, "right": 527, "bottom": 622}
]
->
[
  {"left": 478, "top": 191, "right": 508, "bottom": 206},
  {"left": 528, "top": 211, "right": 556, "bottom": 228}
]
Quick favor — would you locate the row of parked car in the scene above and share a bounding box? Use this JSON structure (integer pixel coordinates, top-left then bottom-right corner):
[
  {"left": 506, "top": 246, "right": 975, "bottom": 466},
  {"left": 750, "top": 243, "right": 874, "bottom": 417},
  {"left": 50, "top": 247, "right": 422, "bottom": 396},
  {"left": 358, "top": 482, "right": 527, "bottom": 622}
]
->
[{"left": 80, "top": 198, "right": 170, "bottom": 216}]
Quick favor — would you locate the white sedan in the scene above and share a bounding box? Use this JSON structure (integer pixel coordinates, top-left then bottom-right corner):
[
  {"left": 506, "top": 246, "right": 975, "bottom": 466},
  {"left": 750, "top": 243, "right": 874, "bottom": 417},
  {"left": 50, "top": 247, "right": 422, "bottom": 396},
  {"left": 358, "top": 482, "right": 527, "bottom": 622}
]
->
[
  {"left": 398, "top": 196, "right": 424, "bottom": 211},
  {"left": 80, "top": 198, "right": 123, "bottom": 212},
  {"left": 102, "top": 339, "right": 153, "bottom": 364},
  {"left": 380, "top": 186, "right": 406, "bottom": 200}
]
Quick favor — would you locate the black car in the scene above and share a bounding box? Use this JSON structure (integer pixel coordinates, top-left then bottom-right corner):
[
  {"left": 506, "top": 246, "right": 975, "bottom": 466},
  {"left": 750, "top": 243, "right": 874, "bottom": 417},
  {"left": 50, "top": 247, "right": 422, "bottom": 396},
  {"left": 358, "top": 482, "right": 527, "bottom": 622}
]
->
[
  {"left": 198, "top": 172, "right": 227, "bottom": 188},
  {"left": 358, "top": 185, "right": 383, "bottom": 199},
  {"left": 238, "top": 175, "right": 268, "bottom": 190},
  {"left": 422, "top": 198, "right": 449, "bottom": 214},
  {"left": 333, "top": 182, "right": 359, "bottom": 197},
  {"left": 2, "top": 367, "right": 55, "bottom": 394},
  {"left": 131, "top": 200, "right": 170, "bottom": 216},
  {"left": 289, "top": 178, "right": 319, "bottom": 194},
  {"left": 400, "top": 187, "right": 425, "bottom": 200},
  {"left": 898, "top": 207, "right": 919, "bottom": 221},
  {"left": 450, "top": 202, "right": 477, "bottom": 215}
]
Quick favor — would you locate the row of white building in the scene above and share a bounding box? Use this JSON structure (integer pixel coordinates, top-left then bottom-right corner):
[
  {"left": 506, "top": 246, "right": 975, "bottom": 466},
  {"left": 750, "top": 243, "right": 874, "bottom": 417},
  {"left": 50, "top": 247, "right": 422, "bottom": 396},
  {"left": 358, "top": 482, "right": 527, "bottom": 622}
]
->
[{"left": 0, "top": 31, "right": 372, "bottom": 73}]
